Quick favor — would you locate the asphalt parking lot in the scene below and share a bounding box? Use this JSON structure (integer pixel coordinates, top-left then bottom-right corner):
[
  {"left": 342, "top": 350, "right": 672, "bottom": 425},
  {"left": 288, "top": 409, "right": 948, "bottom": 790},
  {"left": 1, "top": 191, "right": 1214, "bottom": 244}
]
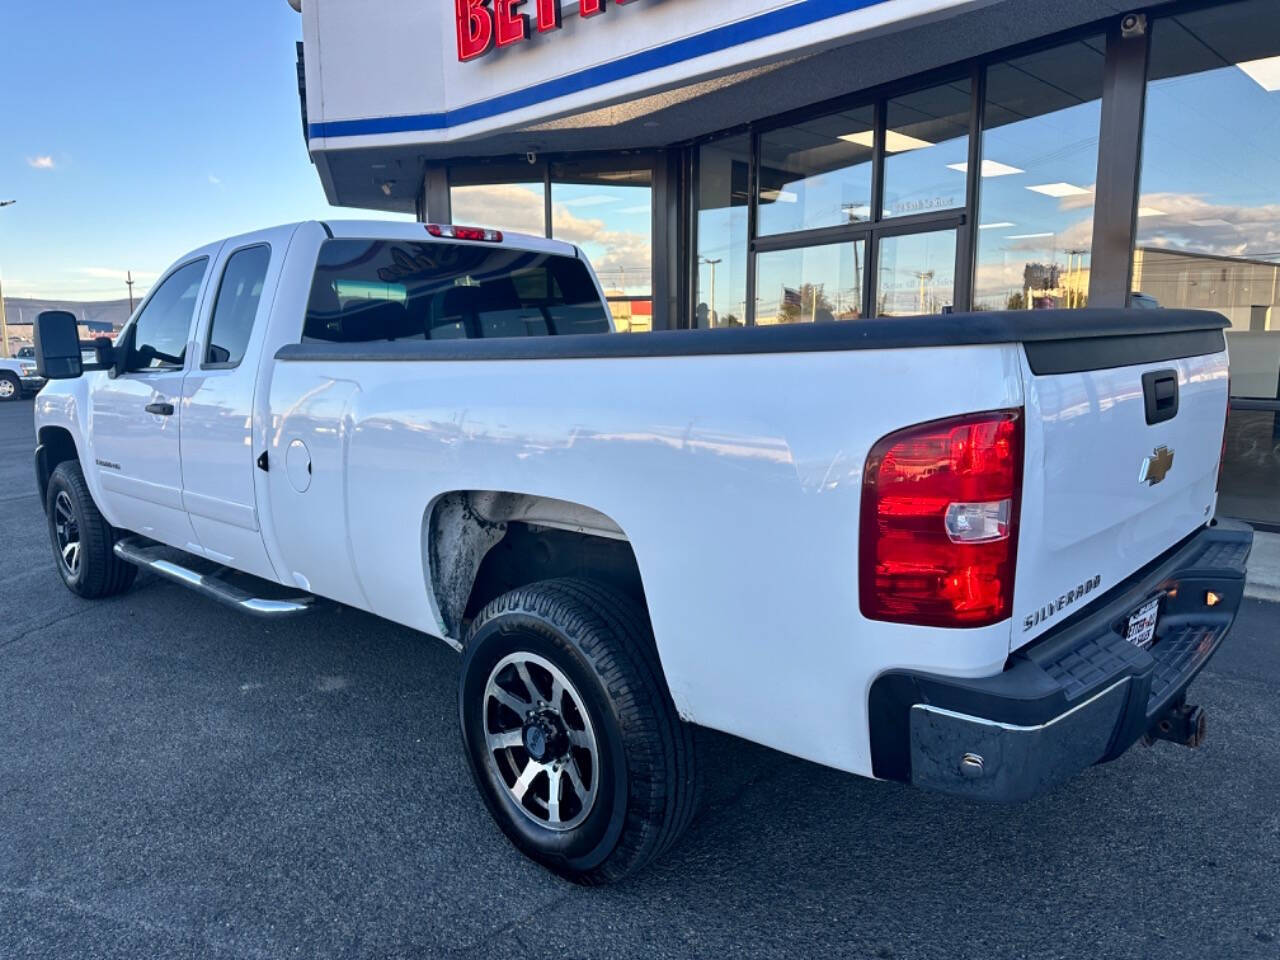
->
[{"left": 2, "top": 397, "right": 1279, "bottom": 960}]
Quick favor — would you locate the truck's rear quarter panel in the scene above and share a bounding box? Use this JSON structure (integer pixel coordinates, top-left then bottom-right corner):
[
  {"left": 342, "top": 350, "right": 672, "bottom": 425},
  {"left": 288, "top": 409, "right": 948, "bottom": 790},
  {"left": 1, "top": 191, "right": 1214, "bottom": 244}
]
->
[{"left": 265, "top": 342, "right": 1025, "bottom": 777}]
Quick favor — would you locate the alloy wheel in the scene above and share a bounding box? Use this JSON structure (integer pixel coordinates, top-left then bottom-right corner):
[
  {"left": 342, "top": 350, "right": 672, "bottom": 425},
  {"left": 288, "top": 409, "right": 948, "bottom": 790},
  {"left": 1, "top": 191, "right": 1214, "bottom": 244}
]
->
[
  {"left": 53, "top": 490, "right": 81, "bottom": 578},
  {"left": 483, "top": 651, "right": 599, "bottom": 831}
]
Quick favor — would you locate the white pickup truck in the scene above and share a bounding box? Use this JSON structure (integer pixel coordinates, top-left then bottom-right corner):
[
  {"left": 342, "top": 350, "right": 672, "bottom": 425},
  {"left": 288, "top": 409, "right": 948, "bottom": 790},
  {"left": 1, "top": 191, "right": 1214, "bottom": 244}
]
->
[
  {"left": 31, "top": 220, "right": 1252, "bottom": 883},
  {"left": 0, "top": 353, "right": 43, "bottom": 400}
]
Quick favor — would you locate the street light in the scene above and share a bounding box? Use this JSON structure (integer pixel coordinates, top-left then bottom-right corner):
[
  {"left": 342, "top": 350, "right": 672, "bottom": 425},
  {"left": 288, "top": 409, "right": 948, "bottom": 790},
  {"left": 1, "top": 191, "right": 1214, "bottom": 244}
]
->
[
  {"left": 0, "top": 200, "right": 14, "bottom": 358},
  {"left": 698, "top": 257, "right": 721, "bottom": 327}
]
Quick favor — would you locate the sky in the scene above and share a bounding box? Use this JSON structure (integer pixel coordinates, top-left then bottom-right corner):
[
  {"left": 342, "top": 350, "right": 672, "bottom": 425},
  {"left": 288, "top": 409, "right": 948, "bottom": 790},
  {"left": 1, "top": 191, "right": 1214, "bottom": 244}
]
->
[{"left": 0, "top": 0, "right": 408, "bottom": 302}]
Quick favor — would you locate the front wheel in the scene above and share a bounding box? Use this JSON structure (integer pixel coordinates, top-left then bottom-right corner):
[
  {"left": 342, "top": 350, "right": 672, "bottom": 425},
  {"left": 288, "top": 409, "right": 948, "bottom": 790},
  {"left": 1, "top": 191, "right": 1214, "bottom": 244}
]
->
[
  {"left": 0, "top": 372, "right": 19, "bottom": 401},
  {"left": 459, "top": 579, "right": 700, "bottom": 884},
  {"left": 46, "top": 461, "right": 138, "bottom": 598}
]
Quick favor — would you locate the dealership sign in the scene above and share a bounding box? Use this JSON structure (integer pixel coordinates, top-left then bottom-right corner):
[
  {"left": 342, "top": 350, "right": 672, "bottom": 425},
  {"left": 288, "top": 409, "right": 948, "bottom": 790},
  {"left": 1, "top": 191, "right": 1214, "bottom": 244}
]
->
[{"left": 456, "top": 0, "right": 638, "bottom": 61}]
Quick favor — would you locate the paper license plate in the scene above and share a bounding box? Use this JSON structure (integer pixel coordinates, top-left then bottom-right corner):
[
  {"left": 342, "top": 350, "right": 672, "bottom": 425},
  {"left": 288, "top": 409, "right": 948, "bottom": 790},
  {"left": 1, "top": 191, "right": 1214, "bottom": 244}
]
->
[{"left": 1124, "top": 595, "right": 1161, "bottom": 650}]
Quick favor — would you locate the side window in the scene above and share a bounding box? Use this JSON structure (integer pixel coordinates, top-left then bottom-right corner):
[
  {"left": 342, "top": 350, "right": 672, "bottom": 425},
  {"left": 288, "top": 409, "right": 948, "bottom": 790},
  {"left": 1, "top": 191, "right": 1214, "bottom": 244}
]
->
[
  {"left": 206, "top": 245, "right": 271, "bottom": 367},
  {"left": 302, "top": 239, "right": 612, "bottom": 344},
  {"left": 129, "top": 258, "right": 209, "bottom": 371}
]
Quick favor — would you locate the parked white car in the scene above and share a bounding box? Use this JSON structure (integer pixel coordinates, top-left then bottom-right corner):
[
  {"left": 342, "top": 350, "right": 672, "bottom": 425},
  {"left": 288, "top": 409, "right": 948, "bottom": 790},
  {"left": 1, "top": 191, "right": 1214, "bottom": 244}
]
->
[
  {"left": 30, "top": 221, "right": 1252, "bottom": 882},
  {"left": 0, "top": 354, "right": 43, "bottom": 400}
]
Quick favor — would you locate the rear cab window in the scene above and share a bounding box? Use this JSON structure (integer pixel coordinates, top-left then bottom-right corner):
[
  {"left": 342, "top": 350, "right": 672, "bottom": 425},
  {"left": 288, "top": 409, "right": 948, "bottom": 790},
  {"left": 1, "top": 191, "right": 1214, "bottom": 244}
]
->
[
  {"left": 302, "top": 239, "right": 612, "bottom": 344},
  {"left": 205, "top": 244, "right": 271, "bottom": 367}
]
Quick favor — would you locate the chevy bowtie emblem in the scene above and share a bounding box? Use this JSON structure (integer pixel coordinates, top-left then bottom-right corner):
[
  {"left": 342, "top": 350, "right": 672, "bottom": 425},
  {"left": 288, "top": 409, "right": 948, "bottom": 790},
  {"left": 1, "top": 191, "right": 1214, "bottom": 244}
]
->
[{"left": 1139, "top": 445, "right": 1175, "bottom": 486}]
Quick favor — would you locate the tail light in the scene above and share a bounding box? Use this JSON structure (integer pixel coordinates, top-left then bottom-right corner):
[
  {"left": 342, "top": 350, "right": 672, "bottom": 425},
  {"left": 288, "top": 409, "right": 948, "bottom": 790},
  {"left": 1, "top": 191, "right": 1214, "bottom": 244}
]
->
[
  {"left": 425, "top": 223, "right": 503, "bottom": 242},
  {"left": 860, "top": 409, "right": 1023, "bottom": 628}
]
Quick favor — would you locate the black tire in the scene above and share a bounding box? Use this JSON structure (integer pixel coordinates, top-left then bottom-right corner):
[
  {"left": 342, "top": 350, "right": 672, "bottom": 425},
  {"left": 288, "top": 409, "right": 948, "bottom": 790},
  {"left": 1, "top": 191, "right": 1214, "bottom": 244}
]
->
[
  {"left": 46, "top": 461, "right": 138, "bottom": 599},
  {"left": 0, "top": 372, "right": 19, "bottom": 402},
  {"left": 459, "top": 578, "right": 700, "bottom": 884}
]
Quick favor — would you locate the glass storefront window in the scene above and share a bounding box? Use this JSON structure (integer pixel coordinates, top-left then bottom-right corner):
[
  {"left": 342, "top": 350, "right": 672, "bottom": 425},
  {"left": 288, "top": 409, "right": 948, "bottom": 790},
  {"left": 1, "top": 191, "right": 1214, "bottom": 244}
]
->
[
  {"left": 881, "top": 80, "right": 971, "bottom": 219},
  {"left": 758, "top": 106, "right": 876, "bottom": 236},
  {"left": 875, "top": 230, "right": 956, "bottom": 316},
  {"left": 551, "top": 166, "right": 653, "bottom": 332},
  {"left": 1133, "top": 0, "right": 1280, "bottom": 525},
  {"left": 973, "top": 38, "right": 1105, "bottom": 311},
  {"left": 450, "top": 182, "right": 547, "bottom": 236},
  {"left": 694, "top": 135, "right": 750, "bottom": 329},
  {"left": 755, "top": 242, "right": 865, "bottom": 325}
]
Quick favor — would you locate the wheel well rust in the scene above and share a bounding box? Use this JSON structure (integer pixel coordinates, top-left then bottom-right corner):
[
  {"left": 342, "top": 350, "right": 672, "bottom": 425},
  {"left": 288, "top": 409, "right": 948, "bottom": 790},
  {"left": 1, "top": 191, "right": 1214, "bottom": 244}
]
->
[{"left": 425, "top": 491, "right": 645, "bottom": 640}]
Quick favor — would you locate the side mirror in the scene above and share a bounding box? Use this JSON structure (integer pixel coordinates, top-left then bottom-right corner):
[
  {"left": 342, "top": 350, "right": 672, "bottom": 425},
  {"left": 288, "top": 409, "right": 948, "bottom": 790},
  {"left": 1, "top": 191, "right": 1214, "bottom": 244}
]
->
[{"left": 33, "top": 311, "right": 83, "bottom": 380}]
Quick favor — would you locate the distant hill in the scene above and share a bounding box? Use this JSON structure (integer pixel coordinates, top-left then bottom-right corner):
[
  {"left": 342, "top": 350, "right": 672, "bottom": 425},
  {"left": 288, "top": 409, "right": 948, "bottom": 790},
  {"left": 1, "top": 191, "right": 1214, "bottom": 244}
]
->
[{"left": 3, "top": 297, "right": 133, "bottom": 333}]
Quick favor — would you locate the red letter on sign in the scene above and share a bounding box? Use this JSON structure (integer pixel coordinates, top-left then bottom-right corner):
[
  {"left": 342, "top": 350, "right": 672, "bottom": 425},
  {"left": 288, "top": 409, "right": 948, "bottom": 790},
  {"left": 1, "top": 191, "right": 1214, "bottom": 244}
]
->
[
  {"left": 495, "top": 0, "right": 531, "bottom": 47},
  {"left": 535, "top": 0, "right": 561, "bottom": 33},
  {"left": 579, "top": 0, "right": 604, "bottom": 16},
  {"left": 456, "top": 0, "right": 494, "bottom": 61}
]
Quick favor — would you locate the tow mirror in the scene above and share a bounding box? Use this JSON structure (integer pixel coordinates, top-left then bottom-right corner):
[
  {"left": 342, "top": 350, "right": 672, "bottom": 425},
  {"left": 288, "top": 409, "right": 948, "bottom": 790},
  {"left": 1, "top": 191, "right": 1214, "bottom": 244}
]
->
[{"left": 33, "top": 311, "right": 83, "bottom": 380}]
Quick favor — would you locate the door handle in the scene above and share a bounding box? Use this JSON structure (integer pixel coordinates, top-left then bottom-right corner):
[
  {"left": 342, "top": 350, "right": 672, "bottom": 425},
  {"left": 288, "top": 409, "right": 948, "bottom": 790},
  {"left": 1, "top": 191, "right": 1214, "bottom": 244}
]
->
[
  {"left": 1141, "top": 370, "right": 1179, "bottom": 425},
  {"left": 145, "top": 402, "right": 175, "bottom": 416}
]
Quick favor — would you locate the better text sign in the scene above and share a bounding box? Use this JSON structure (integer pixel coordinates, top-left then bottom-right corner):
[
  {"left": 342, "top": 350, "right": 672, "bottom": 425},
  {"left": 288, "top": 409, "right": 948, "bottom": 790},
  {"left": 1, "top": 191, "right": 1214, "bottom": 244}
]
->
[{"left": 456, "top": 0, "right": 640, "bottom": 62}]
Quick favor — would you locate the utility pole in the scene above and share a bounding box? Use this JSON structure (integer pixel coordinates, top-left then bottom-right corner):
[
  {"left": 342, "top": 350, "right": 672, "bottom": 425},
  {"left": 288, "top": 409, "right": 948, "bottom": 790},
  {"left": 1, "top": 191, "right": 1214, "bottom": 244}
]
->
[
  {"left": 126, "top": 271, "right": 136, "bottom": 313},
  {"left": 0, "top": 199, "right": 15, "bottom": 358},
  {"left": 0, "top": 271, "right": 8, "bottom": 358}
]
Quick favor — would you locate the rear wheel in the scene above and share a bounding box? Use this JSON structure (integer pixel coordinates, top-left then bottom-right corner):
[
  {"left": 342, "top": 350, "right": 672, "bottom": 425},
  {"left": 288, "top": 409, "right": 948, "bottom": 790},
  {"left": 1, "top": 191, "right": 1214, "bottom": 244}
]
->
[
  {"left": 46, "top": 461, "right": 137, "bottom": 598},
  {"left": 0, "top": 373, "right": 19, "bottom": 401},
  {"left": 459, "top": 578, "right": 700, "bottom": 884}
]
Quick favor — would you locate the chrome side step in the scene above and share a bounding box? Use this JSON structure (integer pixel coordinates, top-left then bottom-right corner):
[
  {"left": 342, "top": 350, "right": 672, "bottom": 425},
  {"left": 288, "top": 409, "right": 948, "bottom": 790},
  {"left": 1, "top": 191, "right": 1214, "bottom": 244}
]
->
[{"left": 113, "top": 537, "right": 316, "bottom": 618}]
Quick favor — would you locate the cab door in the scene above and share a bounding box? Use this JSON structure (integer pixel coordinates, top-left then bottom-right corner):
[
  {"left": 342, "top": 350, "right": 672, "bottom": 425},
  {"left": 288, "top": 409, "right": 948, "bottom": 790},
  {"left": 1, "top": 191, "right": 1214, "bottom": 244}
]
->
[
  {"left": 88, "top": 254, "right": 215, "bottom": 550},
  {"left": 179, "top": 235, "right": 287, "bottom": 581}
]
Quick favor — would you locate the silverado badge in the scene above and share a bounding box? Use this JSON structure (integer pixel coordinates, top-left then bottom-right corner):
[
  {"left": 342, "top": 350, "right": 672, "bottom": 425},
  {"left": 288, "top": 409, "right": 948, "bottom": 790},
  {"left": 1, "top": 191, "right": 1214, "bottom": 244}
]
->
[{"left": 1139, "top": 445, "right": 1174, "bottom": 486}]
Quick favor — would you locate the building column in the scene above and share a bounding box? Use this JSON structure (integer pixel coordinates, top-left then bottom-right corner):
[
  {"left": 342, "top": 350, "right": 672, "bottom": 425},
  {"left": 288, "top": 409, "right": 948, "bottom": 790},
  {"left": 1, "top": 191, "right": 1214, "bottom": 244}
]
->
[{"left": 1088, "top": 13, "right": 1152, "bottom": 308}]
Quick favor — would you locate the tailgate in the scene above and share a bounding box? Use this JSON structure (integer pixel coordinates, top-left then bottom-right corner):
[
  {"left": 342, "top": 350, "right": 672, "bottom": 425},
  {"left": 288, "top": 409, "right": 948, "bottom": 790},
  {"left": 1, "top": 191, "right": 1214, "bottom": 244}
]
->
[{"left": 1013, "top": 323, "right": 1229, "bottom": 649}]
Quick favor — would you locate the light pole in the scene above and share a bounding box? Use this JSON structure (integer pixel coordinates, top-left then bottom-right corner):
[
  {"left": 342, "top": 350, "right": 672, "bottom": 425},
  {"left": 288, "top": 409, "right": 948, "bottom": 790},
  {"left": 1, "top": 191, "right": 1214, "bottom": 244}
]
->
[
  {"left": 698, "top": 257, "right": 721, "bottom": 327},
  {"left": 0, "top": 200, "right": 15, "bottom": 358}
]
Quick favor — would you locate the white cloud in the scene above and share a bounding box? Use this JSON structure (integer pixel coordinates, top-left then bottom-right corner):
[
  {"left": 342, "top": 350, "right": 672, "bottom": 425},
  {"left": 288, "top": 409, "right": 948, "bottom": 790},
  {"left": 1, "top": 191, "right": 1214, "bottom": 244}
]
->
[
  {"left": 27, "top": 155, "right": 55, "bottom": 169},
  {"left": 556, "top": 194, "right": 618, "bottom": 208},
  {"left": 208, "top": 174, "right": 222, "bottom": 186},
  {"left": 1134, "top": 192, "right": 1280, "bottom": 260}
]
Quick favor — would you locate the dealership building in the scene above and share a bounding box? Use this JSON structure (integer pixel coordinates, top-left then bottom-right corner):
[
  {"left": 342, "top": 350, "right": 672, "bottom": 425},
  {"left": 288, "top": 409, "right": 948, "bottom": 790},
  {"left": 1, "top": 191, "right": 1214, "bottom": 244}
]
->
[{"left": 293, "top": 0, "right": 1280, "bottom": 527}]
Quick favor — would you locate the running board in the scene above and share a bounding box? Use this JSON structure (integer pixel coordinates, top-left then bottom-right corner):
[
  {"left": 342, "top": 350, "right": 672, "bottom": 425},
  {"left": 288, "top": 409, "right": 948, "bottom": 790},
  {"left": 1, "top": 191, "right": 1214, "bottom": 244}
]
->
[{"left": 113, "top": 537, "right": 316, "bottom": 618}]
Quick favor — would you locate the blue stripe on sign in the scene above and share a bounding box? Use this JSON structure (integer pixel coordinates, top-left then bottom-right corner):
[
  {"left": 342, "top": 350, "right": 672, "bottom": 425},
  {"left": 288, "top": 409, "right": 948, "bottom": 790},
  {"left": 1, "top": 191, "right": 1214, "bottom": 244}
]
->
[{"left": 308, "top": 0, "right": 894, "bottom": 139}]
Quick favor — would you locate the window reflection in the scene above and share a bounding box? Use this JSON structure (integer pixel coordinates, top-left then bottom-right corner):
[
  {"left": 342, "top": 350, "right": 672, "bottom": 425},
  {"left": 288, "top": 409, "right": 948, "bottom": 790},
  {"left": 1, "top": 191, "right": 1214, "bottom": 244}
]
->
[
  {"left": 973, "top": 38, "right": 1105, "bottom": 310},
  {"left": 876, "top": 231, "right": 956, "bottom": 315},
  {"left": 1134, "top": 0, "right": 1280, "bottom": 525},
  {"left": 450, "top": 182, "right": 546, "bottom": 236},
  {"left": 882, "top": 80, "right": 970, "bottom": 219},
  {"left": 695, "top": 135, "right": 750, "bottom": 328},
  {"left": 551, "top": 166, "right": 653, "bottom": 332},
  {"left": 755, "top": 242, "right": 865, "bottom": 325},
  {"left": 758, "top": 106, "right": 875, "bottom": 235},
  {"left": 1135, "top": 0, "right": 1280, "bottom": 398}
]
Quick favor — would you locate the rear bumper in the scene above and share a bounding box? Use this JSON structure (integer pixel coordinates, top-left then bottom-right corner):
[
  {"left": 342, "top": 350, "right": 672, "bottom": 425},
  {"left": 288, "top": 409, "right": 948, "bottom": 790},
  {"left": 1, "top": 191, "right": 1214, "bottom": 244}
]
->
[{"left": 868, "top": 520, "right": 1252, "bottom": 801}]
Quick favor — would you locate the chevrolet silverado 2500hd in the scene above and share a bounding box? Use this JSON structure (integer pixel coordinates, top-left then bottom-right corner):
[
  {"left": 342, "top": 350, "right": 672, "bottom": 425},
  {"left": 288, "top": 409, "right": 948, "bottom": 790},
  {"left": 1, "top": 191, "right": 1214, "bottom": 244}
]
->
[{"left": 31, "top": 221, "right": 1252, "bottom": 883}]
